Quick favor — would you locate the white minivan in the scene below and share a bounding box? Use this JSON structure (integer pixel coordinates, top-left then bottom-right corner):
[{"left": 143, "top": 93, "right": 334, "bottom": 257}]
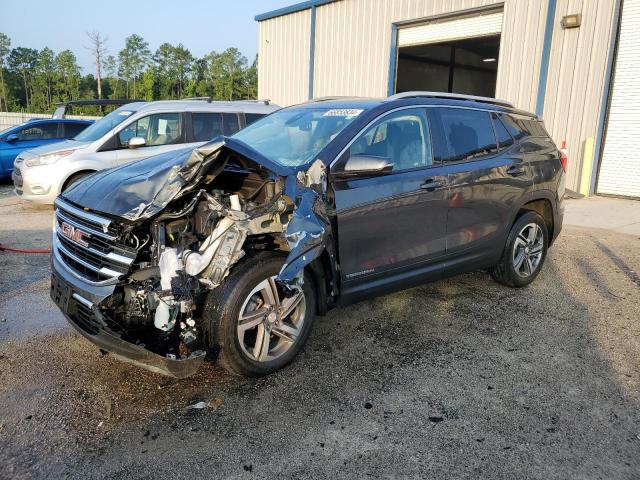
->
[{"left": 12, "top": 99, "right": 280, "bottom": 204}]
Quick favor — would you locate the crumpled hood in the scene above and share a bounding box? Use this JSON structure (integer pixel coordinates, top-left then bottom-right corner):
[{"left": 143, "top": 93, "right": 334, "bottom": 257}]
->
[
  {"left": 62, "top": 137, "right": 295, "bottom": 221},
  {"left": 19, "top": 139, "right": 90, "bottom": 159}
]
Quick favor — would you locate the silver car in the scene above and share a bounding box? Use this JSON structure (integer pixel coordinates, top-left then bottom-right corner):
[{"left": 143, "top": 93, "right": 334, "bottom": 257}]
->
[{"left": 12, "top": 99, "right": 280, "bottom": 204}]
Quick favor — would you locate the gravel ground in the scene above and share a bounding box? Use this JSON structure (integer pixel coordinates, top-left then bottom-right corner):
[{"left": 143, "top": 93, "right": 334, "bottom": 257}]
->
[{"left": 1, "top": 181, "right": 639, "bottom": 479}]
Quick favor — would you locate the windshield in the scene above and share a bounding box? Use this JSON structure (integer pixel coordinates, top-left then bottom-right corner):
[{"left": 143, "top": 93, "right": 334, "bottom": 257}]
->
[
  {"left": 73, "top": 108, "right": 136, "bottom": 142},
  {"left": 231, "top": 107, "right": 363, "bottom": 167}
]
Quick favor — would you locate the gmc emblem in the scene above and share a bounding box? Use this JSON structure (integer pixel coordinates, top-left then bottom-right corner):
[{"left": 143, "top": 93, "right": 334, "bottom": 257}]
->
[{"left": 60, "top": 222, "right": 90, "bottom": 248}]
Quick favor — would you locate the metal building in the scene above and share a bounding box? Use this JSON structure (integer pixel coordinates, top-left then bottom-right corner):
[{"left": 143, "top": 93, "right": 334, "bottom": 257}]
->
[{"left": 256, "top": 0, "right": 639, "bottom": 198}]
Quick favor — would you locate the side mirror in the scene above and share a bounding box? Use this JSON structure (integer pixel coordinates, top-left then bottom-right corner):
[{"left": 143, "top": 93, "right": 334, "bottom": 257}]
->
[
  {"left": 5, "top": 134, "right": 18, "bottom": 142},
  {"left": 334, "top": 154, "right": 394, "bottom": 178},
  {"left": 128, "top": 136, "right": 146, "bottom": 149}
]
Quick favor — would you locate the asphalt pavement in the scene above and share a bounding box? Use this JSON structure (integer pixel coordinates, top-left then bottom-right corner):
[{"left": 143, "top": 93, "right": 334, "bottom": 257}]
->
[{"left": 1, "top": 181, "right": 639, "bottom": 479}]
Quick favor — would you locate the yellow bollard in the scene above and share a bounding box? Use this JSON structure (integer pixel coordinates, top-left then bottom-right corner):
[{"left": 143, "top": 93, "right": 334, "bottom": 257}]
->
[{"left": 580, "top": 137, "right": 595, "bottom": 196}]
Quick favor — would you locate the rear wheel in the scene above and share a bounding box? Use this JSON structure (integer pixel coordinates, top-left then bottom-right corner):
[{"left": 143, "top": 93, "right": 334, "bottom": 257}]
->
[
  {"left": 201, "top": 252, "right": 316, "bottom": 377},
  {"left": 490, "top": 211, "right": 548, "bottom": 288}
]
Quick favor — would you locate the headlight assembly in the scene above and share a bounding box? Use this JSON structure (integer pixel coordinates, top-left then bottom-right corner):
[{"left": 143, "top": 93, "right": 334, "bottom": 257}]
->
[{"left": 25, "top": 149, "right": 74, "bottom": 167}]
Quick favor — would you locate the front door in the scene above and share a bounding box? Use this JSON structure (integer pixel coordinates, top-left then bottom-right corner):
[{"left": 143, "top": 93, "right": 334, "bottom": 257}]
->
[
  {"left": 331, "top": 107, "right": 448, "bottom": 302},
  {"left": 0, "top": 122, "right": 62, "bottom": 177},
  {"left": 115, "top": 112, "right": 188, "bottom": 165}
]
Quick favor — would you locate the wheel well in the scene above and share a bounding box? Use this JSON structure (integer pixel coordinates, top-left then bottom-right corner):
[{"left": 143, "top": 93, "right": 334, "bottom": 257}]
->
[
  {"left": 517, "top": 199, "right": 554, "bottom": 241},
  {"left": 62, "top": 170, "right": 95, "bottom": 191}
]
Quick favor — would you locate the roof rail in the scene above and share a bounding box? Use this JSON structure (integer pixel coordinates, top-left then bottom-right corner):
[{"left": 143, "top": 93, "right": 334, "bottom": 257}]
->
[
  {"left": 52, "top": 98, "right": 143, "bottom": 118},
  {"left": 181, "top": 97, "right": 271, "bottom": 105},
  {"left": 388, "top": 91, "right": 514, "bottom": 108},
  {"left": 303, "top": 96, "right": 366, "bottom": 104}
]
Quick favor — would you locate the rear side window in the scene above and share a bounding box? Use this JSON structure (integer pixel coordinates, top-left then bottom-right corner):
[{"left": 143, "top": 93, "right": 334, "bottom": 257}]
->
[
  {"left": 64, "top": 122, "right": 89, "bottom": 138},
  {"left": 192, "top": 113, "right": 224, "bottom": 141},
  {"left": 18, "top": 123, "right": 60, "bottom": 140},
  {"left": 222, "top": 113, "right": 240, "bottom": 135},
  {"left": 491, "top": 113, "right": 514, "bottom": 149},
  {"left": 244, "top": 113, "right": 264, "bottom": 126},
  {"left": 436, "top": 108, "right": 498, "bottom": 162}
]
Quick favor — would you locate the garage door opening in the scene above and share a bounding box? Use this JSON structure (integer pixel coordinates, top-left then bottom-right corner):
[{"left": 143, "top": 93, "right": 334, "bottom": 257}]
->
[{"left": 396, "top": 34, "right": 500, "bottom": 97}]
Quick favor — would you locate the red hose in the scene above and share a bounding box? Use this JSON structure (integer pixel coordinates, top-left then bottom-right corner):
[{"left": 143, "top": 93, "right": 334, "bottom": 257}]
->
[{"left": 0, "top": 244, "right": 51, "bottom": 254}]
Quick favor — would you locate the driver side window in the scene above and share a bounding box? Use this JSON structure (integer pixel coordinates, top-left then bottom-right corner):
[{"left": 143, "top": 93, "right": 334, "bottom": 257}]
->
[
  {"left": 118, "top": 113, "right": 181, "bottom": 147},
  {"left": 350, "top": 108, "right": 432, "bottom": 172}
]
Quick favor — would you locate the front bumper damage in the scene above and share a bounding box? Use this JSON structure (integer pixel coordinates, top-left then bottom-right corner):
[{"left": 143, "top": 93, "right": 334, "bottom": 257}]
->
[
  {"left": 52, "top": 137, "right": 333, "bottom": 377},
  {"left": 51, "top": 253, "right": 205, "bottom": 378}
]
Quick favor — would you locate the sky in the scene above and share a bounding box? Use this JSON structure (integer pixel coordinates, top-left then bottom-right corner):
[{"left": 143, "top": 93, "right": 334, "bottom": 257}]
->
[{"left": 0, "top": 0, "right": 296, "bottom": 73}]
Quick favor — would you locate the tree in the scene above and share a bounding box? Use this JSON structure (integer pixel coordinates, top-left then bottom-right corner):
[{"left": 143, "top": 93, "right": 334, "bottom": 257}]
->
[
  {"left": 118, "top": 34, "right": 150, "bottom": 99},
  {"left": 0, "top": 33, "right": 10, "bottom": 111},
  {"left": 36, "top": 47, "right": 55, "bottom": 109},
  {"left": 8, "top": 47, "right": 38, "bottom": 110},
  {"left": 85, "top": 31, "right": 107, "bottom": 99},
  {"left": 55, "top": 49, "right": 81, "bottom": 101},
  {"left": 102, "top": 54, "right": 119, "bottom": 98}
]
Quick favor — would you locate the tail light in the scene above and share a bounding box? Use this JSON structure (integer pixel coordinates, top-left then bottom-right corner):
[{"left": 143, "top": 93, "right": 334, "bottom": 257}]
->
[
  {"left": 559, "top": 140, "right": 568, "bottom": 172},
  {"left": 560, "top": 151, "right": 568, "bottom": 172}
]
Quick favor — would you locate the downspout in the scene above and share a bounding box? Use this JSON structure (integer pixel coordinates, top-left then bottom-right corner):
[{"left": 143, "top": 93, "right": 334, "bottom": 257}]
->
[
  {"left": 590, "top": 0, "right": 624, "bottom": 195},
  {"left": 387, "top": 24, "right": 399, "bottom": 96},
  {"left": 308, "top": 5, "right": 317, "bottom": 100},
  {"left": 536, "top": 0, "right": 558, "bottom": 117}
]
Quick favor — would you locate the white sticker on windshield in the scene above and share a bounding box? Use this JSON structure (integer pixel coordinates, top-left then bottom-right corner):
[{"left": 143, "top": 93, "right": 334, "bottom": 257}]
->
[
  {"left": 322, "top": 109, "right": 363, "bottom": 118},
  {"left": 118, "top": 111, "right": 133, "bottom": 116}
]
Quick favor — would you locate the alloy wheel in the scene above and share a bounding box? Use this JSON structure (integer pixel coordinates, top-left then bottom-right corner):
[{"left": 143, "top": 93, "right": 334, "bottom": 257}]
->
[
  {"left": 237, "top": 276, "right": 306, "bottom": 362},
  {"left": 512, "top": 222, "right": 544, "bottom": 278}
]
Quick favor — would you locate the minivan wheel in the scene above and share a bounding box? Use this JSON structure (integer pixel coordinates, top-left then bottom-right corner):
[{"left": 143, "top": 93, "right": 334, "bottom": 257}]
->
[
  {"left": 62, "top": 172, "right": 91, "bottom": 192},
  {"left": 201, "top": 252, "right": 316, "bottom": 377},
  {"left": 490, "top": 211, "right": 548, "bottom": 288}
]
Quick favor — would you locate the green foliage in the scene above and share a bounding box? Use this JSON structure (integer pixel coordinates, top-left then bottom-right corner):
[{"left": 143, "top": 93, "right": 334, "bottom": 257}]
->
[{"left": 0, "top": 32, "right": 259, "bottom": 114}]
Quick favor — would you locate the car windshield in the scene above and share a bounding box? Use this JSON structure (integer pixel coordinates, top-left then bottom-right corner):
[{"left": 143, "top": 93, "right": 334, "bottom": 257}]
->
[
  {"left": 231, "top": 107, "right": 364, "bottom": 167},
  {"left": 73, "top": 108, "right": 136, "bottom": 142}
]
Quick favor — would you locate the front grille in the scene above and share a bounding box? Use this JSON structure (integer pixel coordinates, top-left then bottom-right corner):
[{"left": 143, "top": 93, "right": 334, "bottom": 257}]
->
[
  {"left": 72, "top": 301, "right": 100, "bottom": 335},
  {"left": 54, "top": 198, "right": 137, "bottom": 284},
  {"left": 12, "top": 168, "right": 23, "bottom": 188}
]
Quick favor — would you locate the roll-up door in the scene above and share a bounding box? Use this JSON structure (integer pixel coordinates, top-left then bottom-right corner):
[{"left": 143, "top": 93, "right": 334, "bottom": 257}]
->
[
  {"left": 597, "top": 0, "right": 640, "bottom": 198},
  {"left": 398, "top": 11, "right": 503, "bottom": 47}
]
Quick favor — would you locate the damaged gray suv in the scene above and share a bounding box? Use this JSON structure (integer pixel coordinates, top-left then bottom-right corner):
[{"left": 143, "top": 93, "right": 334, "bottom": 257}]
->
[{"left": 50, "top": 92, "right": 565, "bottom": 378}]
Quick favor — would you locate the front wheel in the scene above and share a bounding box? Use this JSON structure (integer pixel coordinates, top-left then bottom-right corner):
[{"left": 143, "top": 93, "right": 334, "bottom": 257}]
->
[
  {"left": 201, "top": 252, "right": 316, "bottom": 377},
  {"left": 490, "top": 211, "right": 548, "bottom": 288}
]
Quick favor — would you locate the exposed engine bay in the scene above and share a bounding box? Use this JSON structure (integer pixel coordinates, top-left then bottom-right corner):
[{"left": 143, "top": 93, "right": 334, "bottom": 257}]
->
[{"left": 57, "top": 139, "right": 335, "bottom": 372}]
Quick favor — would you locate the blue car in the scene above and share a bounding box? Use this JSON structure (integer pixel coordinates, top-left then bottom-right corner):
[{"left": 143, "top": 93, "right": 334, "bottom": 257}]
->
[{"left": 0, "top": 118, "right": 93, "bottom": 180}]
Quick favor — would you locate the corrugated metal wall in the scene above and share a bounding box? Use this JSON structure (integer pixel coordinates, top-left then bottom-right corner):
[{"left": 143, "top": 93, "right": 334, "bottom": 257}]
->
[
  {"left": 541, "top": 0, "right": 616, "bottom": 190},
  {"left": 257, "top": 0, "right": 617, "bottom": 190},
  {"left": 258, "top": 9, "right": 311, "bottom": 107}
]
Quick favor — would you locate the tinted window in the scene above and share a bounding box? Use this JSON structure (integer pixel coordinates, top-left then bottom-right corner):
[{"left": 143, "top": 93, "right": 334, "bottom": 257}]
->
[
  {"left": 244, "top": 113, "right": 264, "bottom": 126},
  {"left": 64, "top": 122, "right": 90, "bottom": 138},
  {"left": 118, "top": 113, "right": 181, "bottom": 147},
  {"left": 491, "top": 113, "right": 514, "bottom": 149},
  {"left": 350, "top": 108, "right": 432, "bottom": 171},
  {"left": 192, "top": 113, "right": 224, "bottom": 142},
  {"left": 222, "top": 113, "right": 240, "bottom": 135},
  {"left": 18, "top": 123, "right": 59, "bottom": 140},
  {"left": 500, "top": 114, "right": 528, "bottom": 140},
  {"left": 437, "top": 108, "right": 498, "bottom": 162}
]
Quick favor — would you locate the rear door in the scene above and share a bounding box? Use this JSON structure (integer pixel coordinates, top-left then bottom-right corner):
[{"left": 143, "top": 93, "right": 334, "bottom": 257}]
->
[
  {"left": 332, "top": 107, "right": 449, "bottom": 300},
  {"left": 428, "top": 107, "right": 533, "bottom": 271}
]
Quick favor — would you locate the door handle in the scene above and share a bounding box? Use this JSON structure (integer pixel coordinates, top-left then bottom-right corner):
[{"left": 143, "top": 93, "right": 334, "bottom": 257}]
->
[
  {"left": 420, "top": 178, "right": 443, "bottom": 190},
  {"left": 507, "top": 165, "right": 525, "bottom": 176}
]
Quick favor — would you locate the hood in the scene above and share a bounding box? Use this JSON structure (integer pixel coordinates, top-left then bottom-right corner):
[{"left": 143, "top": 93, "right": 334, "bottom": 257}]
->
[
  {"left": 19, "top": 139, "right": 90, "bottom": 159},
  {"left": 62, "top": 137, "right": 296, "bottom": 221}
]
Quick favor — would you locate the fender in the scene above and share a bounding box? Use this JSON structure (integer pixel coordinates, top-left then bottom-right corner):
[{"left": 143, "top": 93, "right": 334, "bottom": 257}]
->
[{"left": 506, "top": 189, "right": 559, "bottom": 242}]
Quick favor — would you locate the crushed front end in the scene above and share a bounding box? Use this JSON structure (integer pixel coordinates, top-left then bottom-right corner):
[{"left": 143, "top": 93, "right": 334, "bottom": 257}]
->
[{"left": 50, "top": 139, "right": 333, "bottom": 378}]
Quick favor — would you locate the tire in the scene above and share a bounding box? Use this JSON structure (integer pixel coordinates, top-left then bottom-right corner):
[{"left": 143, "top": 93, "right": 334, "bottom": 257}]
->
[
  {"left": 201, "top": 252, "right": 316, "bottom": 377},
  {"left": 490, "top": 211, "right": 549, "bottom": 288},
  {"left": 62, "top": 172, "right": 91, "bottom": 192}
]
